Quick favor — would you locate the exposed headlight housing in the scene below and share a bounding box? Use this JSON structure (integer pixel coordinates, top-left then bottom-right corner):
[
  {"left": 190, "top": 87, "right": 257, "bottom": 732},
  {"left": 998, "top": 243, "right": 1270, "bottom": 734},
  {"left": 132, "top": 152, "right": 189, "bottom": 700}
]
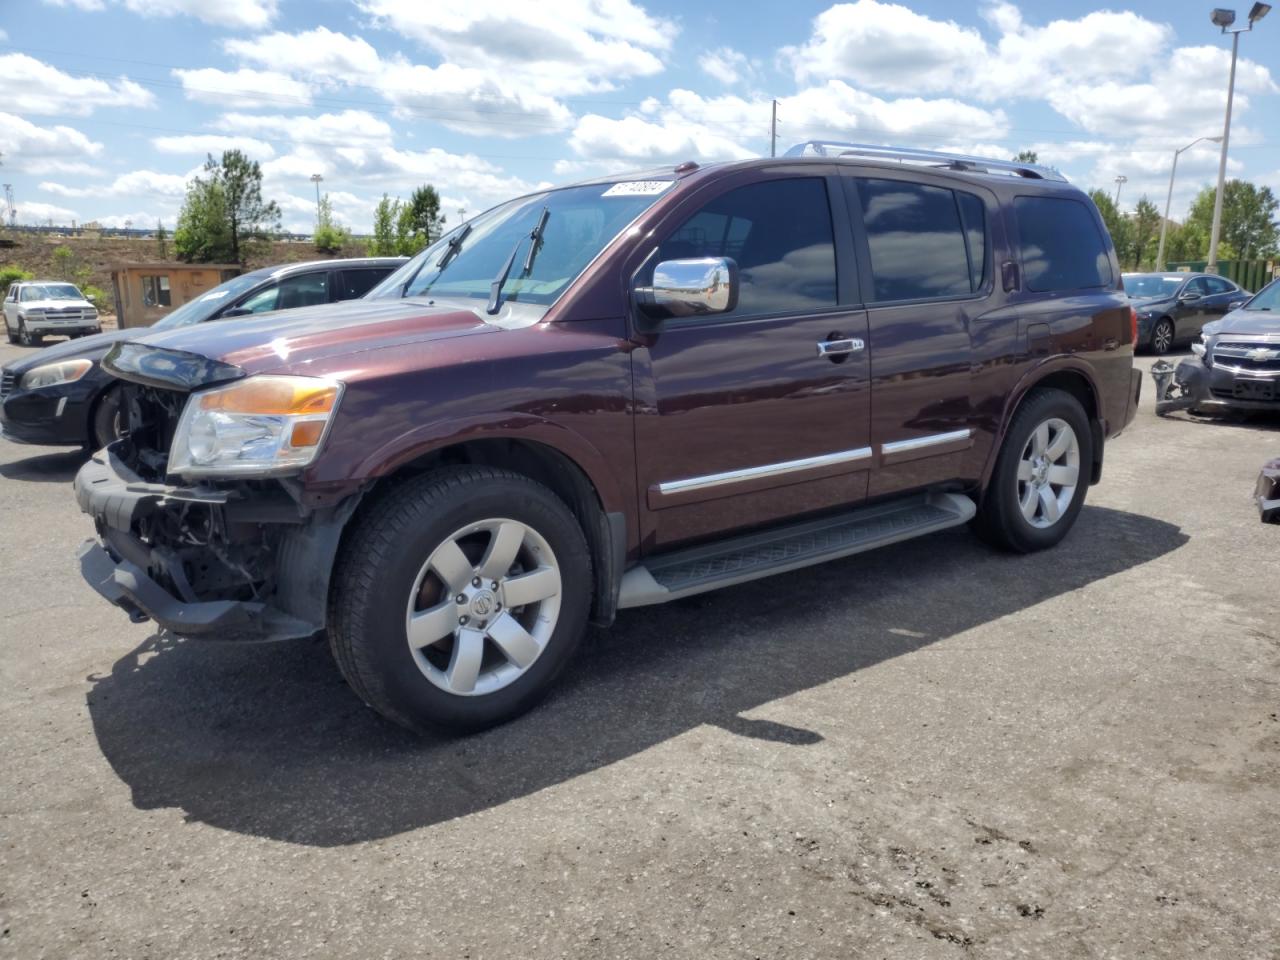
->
[
  {"left": 168, "top": 375, "right": 344, "bottom": 478},
  {"left": 19, "top": 358, "right": 93, "bottom": 390}
]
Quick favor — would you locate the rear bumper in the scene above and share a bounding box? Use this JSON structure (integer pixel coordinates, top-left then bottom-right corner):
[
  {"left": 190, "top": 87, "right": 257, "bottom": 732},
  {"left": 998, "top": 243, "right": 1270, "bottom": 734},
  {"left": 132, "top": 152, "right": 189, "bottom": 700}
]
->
[{"left": 73, "top": 446, "right": 336, "bottom": 642}]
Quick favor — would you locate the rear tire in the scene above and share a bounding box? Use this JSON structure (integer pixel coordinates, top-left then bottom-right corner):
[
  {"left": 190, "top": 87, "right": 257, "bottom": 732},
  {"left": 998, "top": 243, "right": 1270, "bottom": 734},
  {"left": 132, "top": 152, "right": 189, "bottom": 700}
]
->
[
  {"left": 974, "top": 388, "right": 1093, "bottom": 553},
  {"left": 328, "top": 466, "right": 592, "bottom": 735}
]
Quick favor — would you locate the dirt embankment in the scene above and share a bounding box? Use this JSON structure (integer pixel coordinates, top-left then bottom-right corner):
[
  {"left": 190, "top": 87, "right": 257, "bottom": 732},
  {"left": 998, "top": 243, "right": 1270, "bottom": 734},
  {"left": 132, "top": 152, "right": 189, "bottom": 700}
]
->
[{"left": 0, "top": 234, "right": 372, "bottom": 299}]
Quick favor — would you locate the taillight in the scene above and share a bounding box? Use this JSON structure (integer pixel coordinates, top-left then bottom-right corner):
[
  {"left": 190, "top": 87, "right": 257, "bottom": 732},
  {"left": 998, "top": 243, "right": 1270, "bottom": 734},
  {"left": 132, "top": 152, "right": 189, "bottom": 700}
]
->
[{"left": 1129, "top": 306, "right": 1138, "bottom": 344}]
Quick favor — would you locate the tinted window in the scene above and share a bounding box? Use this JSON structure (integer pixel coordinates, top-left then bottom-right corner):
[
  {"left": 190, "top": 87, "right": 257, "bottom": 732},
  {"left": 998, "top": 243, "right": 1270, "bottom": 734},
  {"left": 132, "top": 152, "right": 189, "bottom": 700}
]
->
[
  {"left": 338, "top": 268, "right": 392, "bottom": 300},
  {"left": 657, "top": 178, "right": 837, "bottom": 318},
  {"left": 1204, "top": 276, "right": 1234, "bottom": 295},
  {"left": 1015, "top": 196, "right": 1111, "bottom": 292},
  {"left": 239, "top": 272, "right": 329, "bottom": 314},
  {"left": 1185, "top": 277, "right": 1211, "bottom": 296},
  {"left": 957, "top": 191, "right": 987, "bottom": 292},
  {"left": 857, "top": 179, "right": 971, "bottom": 302}
]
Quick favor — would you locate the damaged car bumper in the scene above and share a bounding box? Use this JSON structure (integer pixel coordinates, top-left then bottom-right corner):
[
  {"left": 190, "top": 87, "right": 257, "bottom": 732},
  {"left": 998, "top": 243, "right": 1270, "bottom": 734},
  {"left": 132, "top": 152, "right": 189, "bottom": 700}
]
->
[
  {"left": 1258, "top": 458, "right": 1280, "bottom": 524},
  {"left": 74, "top": 444, "right": 356, "bottom": 641},
  {"left": 1154, "top": 352, "right": 1280, "bottom": 416}
]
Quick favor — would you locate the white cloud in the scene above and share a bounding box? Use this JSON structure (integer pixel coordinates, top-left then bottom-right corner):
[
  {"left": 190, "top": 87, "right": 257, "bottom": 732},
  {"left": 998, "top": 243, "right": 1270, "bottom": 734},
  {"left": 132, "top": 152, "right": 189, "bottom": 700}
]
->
[
  {"left": 214, "top": 110, "right": 393, "bottom": 147},
  {"left": 172, "top": 67, "right": 311, "bottom": 108},
  {"left": 378, "top": 62, "right": 573, "bottom": 137},
  {"left": 42, "top": 0, "right": 105, "bottom": 8},
  {"left": 359, "top": 0, "right": 675, "bottom": 96},
  {"left": 223, "top": 27, "right": 383, "bottom": 83},
  {"left": 45, "top": 0, "right": 275, "bottom": 26},
  {"left": 152, "top": 135, "right": 276, "bottom": 160},
  {"left": 16, "top": 200, "right": 78, "bottom": 225},
  {"left": 39, "top": 170, "right": 189, "bottom": 200},
  {"left": 0, "top": 54, "right": 154, "bottom": 115},
  {"left": 0, "top": 113, "right": 103, "bottom": 174},
  {"left": 700, "top": 47, "right": 755, "bottom": 86}
]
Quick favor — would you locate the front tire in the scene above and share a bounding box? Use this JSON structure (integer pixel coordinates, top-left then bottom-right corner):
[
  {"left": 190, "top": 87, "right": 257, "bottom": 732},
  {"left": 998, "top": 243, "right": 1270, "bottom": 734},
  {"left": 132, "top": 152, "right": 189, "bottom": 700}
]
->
[
  {"left": 974, "top": 388, "right": 1093, "bottom": 553},
  {"left": 89, "top": 386, "right": 125, "bottom": 450},
  {"left": 17, "top": 320, "right": 40, "bottom": 347},
  {"left": 1150, "top": 318, "right": 1174, "bottom": 355},
  {"left": 328, "top": 466, "right": 592, "bottom": 735}
]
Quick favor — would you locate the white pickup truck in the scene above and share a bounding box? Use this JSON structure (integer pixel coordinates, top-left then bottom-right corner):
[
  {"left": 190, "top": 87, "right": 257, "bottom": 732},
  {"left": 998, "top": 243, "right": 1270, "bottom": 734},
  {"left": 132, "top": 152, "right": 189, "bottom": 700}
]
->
[{"left": 3, "top": 281, "right": 101, "bottom": 346}]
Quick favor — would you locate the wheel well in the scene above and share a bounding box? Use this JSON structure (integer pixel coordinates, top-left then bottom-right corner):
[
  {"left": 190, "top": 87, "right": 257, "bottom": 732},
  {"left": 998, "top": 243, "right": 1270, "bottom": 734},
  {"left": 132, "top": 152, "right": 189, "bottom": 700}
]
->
[
  {"left": 352, "top": 438, "right": 620, "bottom": 625},
  {"left": 1019, "top": 370, "right": 1103, "bottom": 483}
]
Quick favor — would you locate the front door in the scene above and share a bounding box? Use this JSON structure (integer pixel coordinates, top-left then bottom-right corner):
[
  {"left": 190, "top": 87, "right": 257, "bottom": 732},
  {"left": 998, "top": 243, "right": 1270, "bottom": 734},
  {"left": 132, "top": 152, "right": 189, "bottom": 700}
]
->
[{"left": 633, "top": 174, "right": 872, "bottom": 551}]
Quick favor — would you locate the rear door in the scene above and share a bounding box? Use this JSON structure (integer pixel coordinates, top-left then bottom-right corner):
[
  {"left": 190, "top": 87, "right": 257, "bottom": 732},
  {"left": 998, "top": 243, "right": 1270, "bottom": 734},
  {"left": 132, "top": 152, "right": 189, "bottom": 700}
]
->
[
  {"left": 1201, "top": 276, "right": 1242, "bottom": 330},
  {"left": 843, "top": 171, "right": 992, "bottom": 498},
  {"left": 335, "top": 267, "right": 394, "bottom": 302}
]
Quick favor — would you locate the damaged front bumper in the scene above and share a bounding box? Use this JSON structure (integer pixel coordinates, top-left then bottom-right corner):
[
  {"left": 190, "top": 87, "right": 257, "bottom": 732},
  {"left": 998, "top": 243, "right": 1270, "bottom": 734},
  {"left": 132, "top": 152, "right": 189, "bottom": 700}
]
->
[
  {"left": 1257, "top": 458, "right": 1280, "bottom": 524},
  {"left": 74, "top": 444, "right": 356, "bottom": 641},
  {"left": 1153, "top": 356, "right": 1280, "bottom": 416}
]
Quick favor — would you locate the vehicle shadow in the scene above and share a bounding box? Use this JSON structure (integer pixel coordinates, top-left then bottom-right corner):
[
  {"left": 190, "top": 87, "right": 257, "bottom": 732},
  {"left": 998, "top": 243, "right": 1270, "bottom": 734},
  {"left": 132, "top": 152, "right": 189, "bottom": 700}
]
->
[
  {"left": 0, "top": 446, "right": 88, "bottom": 482},
  {"left": 86, "top": 505, "right": 1188, "bottom": 847}
]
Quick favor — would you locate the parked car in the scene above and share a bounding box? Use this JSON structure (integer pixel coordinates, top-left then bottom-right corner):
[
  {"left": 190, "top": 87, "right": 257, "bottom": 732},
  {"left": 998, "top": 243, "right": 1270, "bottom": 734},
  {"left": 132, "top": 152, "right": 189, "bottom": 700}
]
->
[
  {"left": 1122, "top": 271, "right": 1250, "bottom": 355},
  {"left": 73, "top": 142, "right": 1140, "bottom": 733},
  {"left": 1154, "top": 276, "right": 1280, "bottom": 415},
  {"left": 3, "top": 281, "right": 101, "bottom": 345},
  {"left": 0, "top": 258, "right": 404, "bottom": 449}
]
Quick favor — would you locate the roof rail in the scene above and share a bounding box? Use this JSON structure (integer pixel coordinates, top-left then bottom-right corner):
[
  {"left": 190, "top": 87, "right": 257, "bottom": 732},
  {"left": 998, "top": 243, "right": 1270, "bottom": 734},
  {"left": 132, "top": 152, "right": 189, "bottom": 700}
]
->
[{"left": 783, "top": 140, "right": 1068, "bottom": 182}]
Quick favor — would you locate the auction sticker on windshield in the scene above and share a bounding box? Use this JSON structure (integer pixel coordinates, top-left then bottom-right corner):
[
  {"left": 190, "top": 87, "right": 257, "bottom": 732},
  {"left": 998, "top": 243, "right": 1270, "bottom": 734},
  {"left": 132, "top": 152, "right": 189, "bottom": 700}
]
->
[{"left": 602, "top": 181, "right": 673, "bottom": 197}]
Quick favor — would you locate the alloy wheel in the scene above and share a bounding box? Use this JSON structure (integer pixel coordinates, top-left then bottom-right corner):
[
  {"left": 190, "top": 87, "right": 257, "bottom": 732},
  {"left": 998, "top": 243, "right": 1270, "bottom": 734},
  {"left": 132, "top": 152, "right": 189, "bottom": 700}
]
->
[
  {"left": 404, "top": 518, "right": 562, "bottom": 697},
  {"left": 1016, "top": 417, "right": 1080, "bottom": 529},
  {"left": 1152, "top": 320, "right": 1173, "bottom": 355}
]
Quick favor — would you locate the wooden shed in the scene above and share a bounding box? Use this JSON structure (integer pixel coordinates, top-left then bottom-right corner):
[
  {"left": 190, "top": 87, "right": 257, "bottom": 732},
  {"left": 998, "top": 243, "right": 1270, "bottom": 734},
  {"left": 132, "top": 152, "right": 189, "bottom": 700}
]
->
[{"left": 111, "top": 262, "right": 241, "bottom": 329}]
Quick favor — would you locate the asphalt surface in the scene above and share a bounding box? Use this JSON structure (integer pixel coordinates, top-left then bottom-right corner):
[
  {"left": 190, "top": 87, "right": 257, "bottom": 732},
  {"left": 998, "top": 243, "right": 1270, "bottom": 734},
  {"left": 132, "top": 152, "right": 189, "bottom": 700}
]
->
[{"left": 1, "top": 336, "right": 1277, "bottom": 959}]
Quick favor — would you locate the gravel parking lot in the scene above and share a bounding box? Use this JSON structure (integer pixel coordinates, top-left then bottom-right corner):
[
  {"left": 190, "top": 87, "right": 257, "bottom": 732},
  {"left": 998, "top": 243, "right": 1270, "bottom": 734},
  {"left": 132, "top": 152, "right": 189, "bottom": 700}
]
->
[{"left": 1, "top": 338, "right": 1277, "bottom": 959}]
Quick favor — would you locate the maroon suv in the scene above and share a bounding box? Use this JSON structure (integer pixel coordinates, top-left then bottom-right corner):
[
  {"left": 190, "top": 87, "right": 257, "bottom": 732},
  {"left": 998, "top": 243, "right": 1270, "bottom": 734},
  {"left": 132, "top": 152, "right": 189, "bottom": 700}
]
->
[{"left": 74, "top": 142, "right": 1141, "bottom": 733}]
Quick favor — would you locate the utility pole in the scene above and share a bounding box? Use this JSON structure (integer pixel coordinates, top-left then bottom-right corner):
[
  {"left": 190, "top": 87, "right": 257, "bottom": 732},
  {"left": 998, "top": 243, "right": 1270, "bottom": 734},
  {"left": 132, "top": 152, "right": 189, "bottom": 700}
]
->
[
  {"left": 1113, "top": 175, "right": 1128, "bottom": 207},
  {"left": 770, "top": 99, "right": 778, "bottom": 158},
  {"left": 310, "top": 173, "right": 324, "bottom": 223},
  {"left": 2, "top": 184, "right": 14, "bottom": 228},
  {"left": 1156, "top": 136, "right": 1221, "bottom": 270}
]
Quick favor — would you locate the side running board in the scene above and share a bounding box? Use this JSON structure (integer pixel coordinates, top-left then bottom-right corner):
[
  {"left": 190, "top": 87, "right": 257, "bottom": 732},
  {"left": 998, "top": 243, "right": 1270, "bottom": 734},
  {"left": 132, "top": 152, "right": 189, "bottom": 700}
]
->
[{"left": 618, "top": 492, "right": 976, "bottom": 609}]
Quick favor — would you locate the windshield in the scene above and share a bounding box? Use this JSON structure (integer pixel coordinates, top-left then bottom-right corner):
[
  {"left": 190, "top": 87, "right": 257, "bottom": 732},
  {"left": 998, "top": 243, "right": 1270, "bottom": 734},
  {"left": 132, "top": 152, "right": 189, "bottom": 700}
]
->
[
  {"left": 1244, "top": 279, "right": 1278, "bottom": 311},
  {"left": 150, "top": 273, "right": 265, "bottom": 330},
  {"left": 367, "top": 181, "right": 674, "bottom": 308},
  {"left": 1122, "top": 275, "right": 1184, "bottom": 299},
  {"left": 22, "top": 283, "right": 83, "bottom": 301}
]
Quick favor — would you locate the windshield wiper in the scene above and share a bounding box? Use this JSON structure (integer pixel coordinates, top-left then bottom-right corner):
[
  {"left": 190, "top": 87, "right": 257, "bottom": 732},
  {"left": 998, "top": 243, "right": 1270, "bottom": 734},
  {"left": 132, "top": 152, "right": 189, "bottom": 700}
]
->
[
  {"left": 487, "top": 207, "right": 550, "bottom": 315},
  {"left": 436, "top": 222, "right": 472, "bottom": 270}
]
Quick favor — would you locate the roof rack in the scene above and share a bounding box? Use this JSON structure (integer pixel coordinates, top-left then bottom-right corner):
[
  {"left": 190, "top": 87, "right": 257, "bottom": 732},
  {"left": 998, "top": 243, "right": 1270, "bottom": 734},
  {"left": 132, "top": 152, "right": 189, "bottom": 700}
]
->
[{"left": 783, "top": 141, "right": 1068, "bottom": 182}]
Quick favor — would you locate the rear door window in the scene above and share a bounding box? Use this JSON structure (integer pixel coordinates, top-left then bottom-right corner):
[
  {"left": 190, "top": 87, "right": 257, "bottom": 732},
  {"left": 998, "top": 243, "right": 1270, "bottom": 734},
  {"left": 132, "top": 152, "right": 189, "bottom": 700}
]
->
[
  {"left": 1204, "top": 277, "right": 1234, "bottom": 296},
  {"left": 1014, "top": 196, "right": 1111, "bottom": 292},
  {"left": 239, "top": 272, "right": 330, "bottom": 314},
  {"left": 855, "top": 179, "right": 974, "bottom": 302},
  {"left": 338, "top": 268, "right": 392, "bottom": 300},
  {"left": 657, "top": 177, "right": 838, "bottom": 318}
]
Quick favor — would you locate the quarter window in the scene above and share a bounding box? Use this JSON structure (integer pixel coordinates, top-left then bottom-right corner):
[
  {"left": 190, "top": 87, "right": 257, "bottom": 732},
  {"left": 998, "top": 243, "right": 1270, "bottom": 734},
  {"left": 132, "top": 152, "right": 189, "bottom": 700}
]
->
[
  {"left": 141, "top": 275, "right": 171, "bottom": 307},
  {"left": 1014, "top": 196, "right": 1111, "bottom": 292},
  {"left": 856, "top": 179, "right": 974, "bottom": 302},
  {"left": 656, "top": 177, "right": 838, "bottom": 318}
]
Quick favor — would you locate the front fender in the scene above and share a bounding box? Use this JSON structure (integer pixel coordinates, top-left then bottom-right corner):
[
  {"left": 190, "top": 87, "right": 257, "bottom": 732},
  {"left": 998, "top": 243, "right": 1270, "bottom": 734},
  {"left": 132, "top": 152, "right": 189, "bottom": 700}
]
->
[{"left": 350, "top": 411, "right": 628, "bottom": 515}]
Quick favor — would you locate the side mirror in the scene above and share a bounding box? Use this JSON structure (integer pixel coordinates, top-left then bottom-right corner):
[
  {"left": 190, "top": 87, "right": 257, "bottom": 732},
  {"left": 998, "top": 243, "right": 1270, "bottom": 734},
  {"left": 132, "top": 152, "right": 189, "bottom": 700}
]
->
[
  {"left": 635, "top": 257, "right": 738, "bottom": 322},
  {"left": 221, "top": 306, "right": 252, "bottom": 318},
  {"left": 1178, "top": 291, "right": 1202, "bottom": 302}
]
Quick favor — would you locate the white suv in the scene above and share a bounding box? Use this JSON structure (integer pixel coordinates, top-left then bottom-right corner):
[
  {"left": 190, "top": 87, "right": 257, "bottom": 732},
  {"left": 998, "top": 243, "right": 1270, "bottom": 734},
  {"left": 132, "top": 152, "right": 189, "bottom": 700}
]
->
[{"left": 4, "top": 281, "right": 101, "bottom": 346}]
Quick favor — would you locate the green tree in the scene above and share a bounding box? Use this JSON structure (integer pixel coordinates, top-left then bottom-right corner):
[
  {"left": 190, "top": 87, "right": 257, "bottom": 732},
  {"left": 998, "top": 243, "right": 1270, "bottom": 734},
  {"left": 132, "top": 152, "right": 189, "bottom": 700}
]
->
[
  {"left": 1130, "top": 196, "right": 1162, "bottom": 269},
  {"left": 313, "top": 193, "right": 350, "bottom": 254},
  {"left": 52, "top": 245, "right": 75, "bottom": 280},
  {"left": 1012, "top": 150, "right": 1039, "bottom": 164},
  {"left": 1088, "top": 189, "right": 1131, "bottom": 264},
  {"left": 1184, "top": 180, "right": 1279, "bottom": 260},
  {"left": 396, "top": 184, "right": 445, "bottom": 255},
  {"left": 174, "top": 178, "right": 233, "bottom": 262},
  {"left": 174, "top": 150, "right": 280, "bottom": 264},
  {"left": 370, "top": 193, "right": 401, "bottom": 256},
  {"left": 0, "top": 265, "right": 32, "bottom": 298}
]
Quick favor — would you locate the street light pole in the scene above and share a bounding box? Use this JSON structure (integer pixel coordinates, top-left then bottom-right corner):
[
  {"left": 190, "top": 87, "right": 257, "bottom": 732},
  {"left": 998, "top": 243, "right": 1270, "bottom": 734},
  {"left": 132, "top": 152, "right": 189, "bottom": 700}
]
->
[
  {"left": 310, "top": 173, "right": 324, "bottom": 222},
  {"left": 1113, "top": 175, "right": 1128, "bottom": 206},
  {"left": 1156, "top": 135, "right": 1222, "bottom": 270},
  {"left": 1206, "top": 3, "right": 1270, "bottom": 274}
]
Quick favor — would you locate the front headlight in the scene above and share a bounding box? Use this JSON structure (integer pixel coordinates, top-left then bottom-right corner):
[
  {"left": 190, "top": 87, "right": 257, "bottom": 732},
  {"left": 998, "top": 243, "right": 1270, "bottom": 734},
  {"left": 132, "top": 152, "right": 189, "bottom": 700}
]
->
[
  {"left": 19, "top": 358, "right": 93, "bottom": 390},
  {"left": 168, "top": 375, "right": 344, "bottom": 478}
]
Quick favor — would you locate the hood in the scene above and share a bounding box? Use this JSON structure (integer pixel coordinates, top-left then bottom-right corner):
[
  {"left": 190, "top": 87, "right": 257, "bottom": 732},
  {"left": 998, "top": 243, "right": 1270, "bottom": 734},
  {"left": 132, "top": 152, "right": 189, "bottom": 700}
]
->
[
  {"left": 1204, "top": 307, "right": 1280, "bottom": 339},
  {"left": 20, "top": 298, "right": 95, "bottom": 310},
  {"left": 3, "top": 326, "right": 135, "bottom": 375},
  {"left": 123, "top": 297, "right": 500, "bottom": 375}
]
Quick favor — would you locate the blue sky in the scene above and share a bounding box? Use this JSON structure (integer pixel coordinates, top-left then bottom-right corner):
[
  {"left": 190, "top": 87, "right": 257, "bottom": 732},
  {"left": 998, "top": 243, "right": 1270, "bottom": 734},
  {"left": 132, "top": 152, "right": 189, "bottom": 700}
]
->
[{"left": 1, "top": 0, "right": 1277, "bottom": 234}]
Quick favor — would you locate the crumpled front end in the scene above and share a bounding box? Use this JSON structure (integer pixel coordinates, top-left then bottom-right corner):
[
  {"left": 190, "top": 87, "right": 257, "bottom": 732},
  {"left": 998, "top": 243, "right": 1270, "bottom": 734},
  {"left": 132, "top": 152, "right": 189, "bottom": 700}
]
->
[
  {"left": 1154, "top": 340, "right": 1280, "bottom": 416},
  {"left": 1257, "top": 458, "right": 1280, "bottom": 524}
]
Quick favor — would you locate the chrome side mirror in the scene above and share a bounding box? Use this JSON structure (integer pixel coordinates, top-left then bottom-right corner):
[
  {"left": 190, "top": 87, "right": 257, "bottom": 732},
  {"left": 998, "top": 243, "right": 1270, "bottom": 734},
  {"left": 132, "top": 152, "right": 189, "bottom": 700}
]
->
[
  {"left": 1178, "top": 292, "right": 1202, "bottom": 302},
  {"left": 635, "top": 257, "right": 738, "bottom": 321}
]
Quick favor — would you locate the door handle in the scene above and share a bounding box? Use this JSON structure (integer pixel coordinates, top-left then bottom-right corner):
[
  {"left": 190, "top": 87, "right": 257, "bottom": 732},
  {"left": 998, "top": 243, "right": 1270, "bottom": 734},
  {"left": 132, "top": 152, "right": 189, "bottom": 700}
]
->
[{"left": 817, "top": 337, "right": 864, "bottom": 358}]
